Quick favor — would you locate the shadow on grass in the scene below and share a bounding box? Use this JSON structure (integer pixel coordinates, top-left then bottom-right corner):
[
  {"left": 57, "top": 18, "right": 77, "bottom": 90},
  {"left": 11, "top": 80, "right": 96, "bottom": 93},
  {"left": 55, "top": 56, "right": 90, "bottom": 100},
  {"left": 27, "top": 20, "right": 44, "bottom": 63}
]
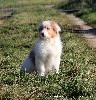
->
[{"left": 72, "top": 28, "right": 96, "bottom": 35}]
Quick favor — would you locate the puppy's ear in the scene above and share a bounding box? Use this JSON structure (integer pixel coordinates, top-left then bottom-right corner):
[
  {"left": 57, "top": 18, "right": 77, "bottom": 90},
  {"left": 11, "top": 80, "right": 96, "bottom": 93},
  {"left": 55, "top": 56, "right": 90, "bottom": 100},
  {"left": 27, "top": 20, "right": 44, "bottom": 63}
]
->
[{"left": 50, "top": 21, "right": 61, "bottom": 33}]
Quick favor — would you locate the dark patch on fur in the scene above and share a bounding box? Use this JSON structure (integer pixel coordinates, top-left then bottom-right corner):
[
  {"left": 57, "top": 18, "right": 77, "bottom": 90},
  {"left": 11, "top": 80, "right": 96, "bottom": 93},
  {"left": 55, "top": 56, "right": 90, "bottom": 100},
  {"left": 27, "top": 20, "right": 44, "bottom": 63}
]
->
[
  {"left": 29, "top": 50, "right": 35, "bottom": 66},
  {"left": 39, "top": 25, "right": 43, "bottom": 32}
]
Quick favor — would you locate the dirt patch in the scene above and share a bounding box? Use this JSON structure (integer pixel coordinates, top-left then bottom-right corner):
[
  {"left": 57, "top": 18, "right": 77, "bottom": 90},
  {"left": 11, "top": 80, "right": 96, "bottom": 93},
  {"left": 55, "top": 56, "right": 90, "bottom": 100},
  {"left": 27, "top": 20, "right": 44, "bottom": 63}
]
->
[
  {"left": 0, "top": 8, "right": 17, "bottom": 12},
  {"left": 66, "top": 14, "right": 96, "bottom": 48},
  {"left": 82, "top": 34, "right": 96, "bottom": 47},
  {"left": 0, "top": 20, "right": 3, "bottom": 26},
  {"left": 67, "top": 14, "right": 92, "bottom": 30}
]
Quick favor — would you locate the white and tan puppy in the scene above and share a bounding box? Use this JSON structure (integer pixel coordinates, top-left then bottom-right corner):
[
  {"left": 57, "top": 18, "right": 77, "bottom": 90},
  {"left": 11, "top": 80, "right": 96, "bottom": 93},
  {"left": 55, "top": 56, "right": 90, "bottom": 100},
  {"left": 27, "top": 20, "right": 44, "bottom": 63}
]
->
[{"left": 20, "top": 20, "right": 62, "bottom": 76}]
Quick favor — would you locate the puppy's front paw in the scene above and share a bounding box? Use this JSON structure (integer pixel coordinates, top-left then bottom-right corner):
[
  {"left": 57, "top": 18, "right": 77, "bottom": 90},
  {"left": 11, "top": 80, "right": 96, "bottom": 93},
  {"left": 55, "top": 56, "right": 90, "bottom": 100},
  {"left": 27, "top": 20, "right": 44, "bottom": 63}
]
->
[{"left": 38, "top": 72, "right": 45, "bottom": 76}]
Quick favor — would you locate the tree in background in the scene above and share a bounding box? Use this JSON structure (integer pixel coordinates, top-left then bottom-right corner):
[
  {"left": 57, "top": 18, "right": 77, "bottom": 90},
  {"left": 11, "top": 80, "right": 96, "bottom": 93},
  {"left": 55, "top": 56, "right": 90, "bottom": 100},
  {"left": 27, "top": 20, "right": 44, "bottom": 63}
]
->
[{"left": 86, "top": 0, "right": 96, "bottom": 6}]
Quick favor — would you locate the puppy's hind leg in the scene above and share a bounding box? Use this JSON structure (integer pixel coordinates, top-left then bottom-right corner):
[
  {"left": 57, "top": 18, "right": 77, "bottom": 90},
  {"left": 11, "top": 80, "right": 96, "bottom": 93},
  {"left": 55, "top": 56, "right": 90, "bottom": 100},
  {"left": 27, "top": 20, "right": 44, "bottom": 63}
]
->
[{"left": 20, "top": 57, "right": 35, "bottom": 75}]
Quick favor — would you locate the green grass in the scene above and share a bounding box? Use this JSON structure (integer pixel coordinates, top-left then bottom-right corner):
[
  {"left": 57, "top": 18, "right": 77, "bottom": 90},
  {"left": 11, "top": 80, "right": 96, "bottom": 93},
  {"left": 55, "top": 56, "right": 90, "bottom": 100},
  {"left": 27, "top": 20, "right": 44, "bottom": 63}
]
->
[
  {"left": 0, "top": 0, "right": 61, "bottom": 7},
  {"left": 75, "top": 9, "right": 96, "bottom": 27},
  {"left": 57, "top": 0, "right": 96, "bottom": 27},
  {"left": 0, "top": 0, "right": 96, "bottom": 99}
]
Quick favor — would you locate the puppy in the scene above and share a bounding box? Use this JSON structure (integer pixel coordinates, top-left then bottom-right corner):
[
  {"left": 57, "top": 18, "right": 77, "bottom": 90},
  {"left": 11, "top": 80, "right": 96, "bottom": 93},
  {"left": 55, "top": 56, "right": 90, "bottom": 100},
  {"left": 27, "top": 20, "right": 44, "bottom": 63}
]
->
[{"left": 20, "top": 20, "right": 62, "bottom": 76}]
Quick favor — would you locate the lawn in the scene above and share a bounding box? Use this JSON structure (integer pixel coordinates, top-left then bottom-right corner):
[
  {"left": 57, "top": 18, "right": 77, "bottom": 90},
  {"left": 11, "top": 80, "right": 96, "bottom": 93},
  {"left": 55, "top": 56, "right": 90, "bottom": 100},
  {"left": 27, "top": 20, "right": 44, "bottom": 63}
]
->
[
  {"left": 57, "top": 0, "right": 96, "bottom": 27},
  {"left": 0, "top": 0, "right": 96, "bottom": 100},
  {"left": 76, "top": 10, "right": 96, "bottom": 27}
]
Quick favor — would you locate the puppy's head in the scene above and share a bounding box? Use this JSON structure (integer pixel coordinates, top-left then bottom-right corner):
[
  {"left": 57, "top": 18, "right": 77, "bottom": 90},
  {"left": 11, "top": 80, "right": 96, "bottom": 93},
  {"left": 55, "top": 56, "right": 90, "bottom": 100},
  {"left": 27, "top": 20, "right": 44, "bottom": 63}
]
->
[{"left": 38, "top": 20, "right": 61, "bottom": 39}]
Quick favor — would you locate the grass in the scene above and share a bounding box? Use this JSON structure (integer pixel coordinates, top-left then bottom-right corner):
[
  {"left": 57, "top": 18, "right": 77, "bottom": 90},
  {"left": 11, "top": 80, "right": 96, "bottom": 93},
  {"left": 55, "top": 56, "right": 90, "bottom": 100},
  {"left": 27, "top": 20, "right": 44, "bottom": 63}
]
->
[
  {"left": 75, "top": 9, "right": 96, "bottom": 27},
  {"left": 57, "top": 0, "right": 96, "bottom": 27},
  {"left": 0, "top": 0, "right": 96, "bottom": 99}
]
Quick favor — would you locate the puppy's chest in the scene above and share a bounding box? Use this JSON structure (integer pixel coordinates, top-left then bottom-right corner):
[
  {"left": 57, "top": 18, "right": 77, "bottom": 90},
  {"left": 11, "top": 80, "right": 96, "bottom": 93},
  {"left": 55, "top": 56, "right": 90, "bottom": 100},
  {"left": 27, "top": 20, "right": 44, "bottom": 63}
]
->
[{"left": 35, "top": 40, "right": 59, "bottom": 56}]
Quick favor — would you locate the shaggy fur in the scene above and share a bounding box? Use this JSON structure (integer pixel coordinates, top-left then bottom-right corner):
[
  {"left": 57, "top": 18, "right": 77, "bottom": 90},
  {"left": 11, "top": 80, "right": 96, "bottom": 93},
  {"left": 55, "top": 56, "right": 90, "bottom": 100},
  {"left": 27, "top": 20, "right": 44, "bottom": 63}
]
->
[{"left": 20, "top": 20, "right": 62, "bottom": 76}]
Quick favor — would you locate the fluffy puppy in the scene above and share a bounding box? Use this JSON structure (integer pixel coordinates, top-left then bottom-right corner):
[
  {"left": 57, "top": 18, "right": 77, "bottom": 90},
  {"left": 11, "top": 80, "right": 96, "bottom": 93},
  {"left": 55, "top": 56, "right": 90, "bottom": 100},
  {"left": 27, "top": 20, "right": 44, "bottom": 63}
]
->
[{"left": 20, "top": 20, "right": 62, "bottom": 76}]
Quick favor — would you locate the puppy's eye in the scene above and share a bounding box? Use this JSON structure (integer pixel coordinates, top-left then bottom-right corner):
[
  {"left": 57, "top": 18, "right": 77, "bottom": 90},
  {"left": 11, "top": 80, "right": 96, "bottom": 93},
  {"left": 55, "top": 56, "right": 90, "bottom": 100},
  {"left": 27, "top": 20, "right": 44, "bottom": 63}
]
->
[{"left": 47, "top": 27, "right": 50, "bottom": 30}]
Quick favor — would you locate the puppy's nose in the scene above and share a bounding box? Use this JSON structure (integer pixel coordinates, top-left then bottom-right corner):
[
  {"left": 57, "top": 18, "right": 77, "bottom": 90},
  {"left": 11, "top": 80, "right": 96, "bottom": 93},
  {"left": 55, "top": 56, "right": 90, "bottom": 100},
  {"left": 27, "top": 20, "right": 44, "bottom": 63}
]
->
[{"left": 41, "top": 32, "right": 44, "bottom": 37}]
